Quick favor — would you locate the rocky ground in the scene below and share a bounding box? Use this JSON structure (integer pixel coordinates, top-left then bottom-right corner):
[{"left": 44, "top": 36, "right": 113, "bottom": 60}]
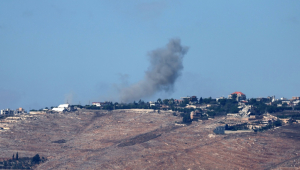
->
[{"left": 1, "top": 109, "right": 300, "bottom": 169}]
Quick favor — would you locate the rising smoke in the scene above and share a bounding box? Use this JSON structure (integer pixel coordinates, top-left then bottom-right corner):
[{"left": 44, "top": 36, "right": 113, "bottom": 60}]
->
[{"left": 120, "top": 39, "right": 189, "bottom": 102}]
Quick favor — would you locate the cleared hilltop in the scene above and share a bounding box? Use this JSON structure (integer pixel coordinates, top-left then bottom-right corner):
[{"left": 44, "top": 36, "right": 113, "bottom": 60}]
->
[{"left": 1, "top": 109, "right": 300, "bottom": 169}]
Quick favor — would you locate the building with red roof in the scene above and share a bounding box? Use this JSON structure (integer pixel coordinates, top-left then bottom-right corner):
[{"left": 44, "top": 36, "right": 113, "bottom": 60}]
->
[{"left": 228, "top": 92, "right": 246, "bottom": 101}]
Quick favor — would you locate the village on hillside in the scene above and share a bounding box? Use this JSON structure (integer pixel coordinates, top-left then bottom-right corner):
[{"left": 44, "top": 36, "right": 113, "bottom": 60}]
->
[
  {"left": 1, "top": 93, "right": 300, "bottom": 169},
  {"left": 1, "top": 92, "right": 300, "bottom": 134}
]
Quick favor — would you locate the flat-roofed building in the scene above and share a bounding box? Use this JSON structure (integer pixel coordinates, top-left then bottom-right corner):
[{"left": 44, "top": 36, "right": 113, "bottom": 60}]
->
[{"left": 52, "top": 104, "right": 70, "bottom": 112}]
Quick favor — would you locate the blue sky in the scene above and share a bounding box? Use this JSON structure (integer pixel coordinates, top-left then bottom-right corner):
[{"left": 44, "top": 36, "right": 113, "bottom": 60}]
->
[{"left": 0, "top": 1, "right": 299, "bottom": 110}]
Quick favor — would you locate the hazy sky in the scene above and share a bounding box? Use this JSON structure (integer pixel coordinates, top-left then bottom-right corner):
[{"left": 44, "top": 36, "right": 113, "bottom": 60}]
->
[{"left": 1, "top": 1, "right": 299, "bottom": 110}]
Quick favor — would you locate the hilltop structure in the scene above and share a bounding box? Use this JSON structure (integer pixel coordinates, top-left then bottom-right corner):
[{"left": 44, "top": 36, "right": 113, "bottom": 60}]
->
[
  {"left": 52, "top": 104, "right": 70, "bottom": 112},
  {"left": 228, "top": 92, "right": 246, "bottom": 101}
]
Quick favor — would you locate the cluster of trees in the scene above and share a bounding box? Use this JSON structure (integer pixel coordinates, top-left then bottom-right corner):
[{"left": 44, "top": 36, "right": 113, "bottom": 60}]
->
[
  {"left": 210, "top": 98, "right": 239, "bottom": 114},
  {"left": 225, "top": 123, "right": 248, "bottom": 131},
  {"left": 182, "top": 112, "right": 192, "bottom": 123},
  {"left": 199, "top": 97, "right": 218, "bottom": 104},
  {"left": 115, "top": 100, "right": 153, "bottom": 110},
  {"left": 82, "top": 100, "right": 155, "bottom": 110},
  {"left": 254, "top": 120, "right": 282, "bottom": 132},
  {"left": 247, "top": 98, "right": 300, "bottom": 115},
  {"left": 12, "top": 152, "right": 18, "bottom": 160},
  {"left": 0, "top": 153, "right": 45, "bottom": 169}
]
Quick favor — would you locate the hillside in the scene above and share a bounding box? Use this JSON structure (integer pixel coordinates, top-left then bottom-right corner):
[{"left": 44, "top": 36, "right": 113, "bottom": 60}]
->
[{"left": 1, "top": 109, "right": 300, "bottom": 169}]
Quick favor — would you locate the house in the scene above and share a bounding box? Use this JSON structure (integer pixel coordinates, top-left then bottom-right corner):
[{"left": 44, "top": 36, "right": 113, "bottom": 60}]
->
[
  {"left": 180, "top": 96, "right": 198, "bottom": 104},
  {"left": 189, "top": 96, "right": 198, "bottom": 104},
  {"left": 15, "top": 108, "right": 27, "bottom": 114},
  {"left": 228, "top": 92, "right": 246, "bottom": 101}
]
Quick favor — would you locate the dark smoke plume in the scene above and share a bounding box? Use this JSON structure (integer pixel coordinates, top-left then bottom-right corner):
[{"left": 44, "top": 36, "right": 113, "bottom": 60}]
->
[{"left": 120, "top": 39, "right": 189, "bottom": 102}]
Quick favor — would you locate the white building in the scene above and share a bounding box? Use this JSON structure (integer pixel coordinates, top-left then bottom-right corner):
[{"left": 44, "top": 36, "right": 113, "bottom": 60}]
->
[
  {"left": 149, "top": 101, "right": 159, "bottom": 107},
  {"left": 92, "top": 102, "right": 101, "bottom": 107},
  {"left": 281, "top": 100, "right": 290, "bottom": 105},
  {"left": 92, "top": 102, "right": 109, "bottom": 107},
  {"left": 52, "top": 104, "right": 70, "bottom": 112},
  {"left": 0, "top": 109, "right": 14, "bottom": 115},
  {"left": 293, "top": 100, "right": 300, "bottom": 105}
]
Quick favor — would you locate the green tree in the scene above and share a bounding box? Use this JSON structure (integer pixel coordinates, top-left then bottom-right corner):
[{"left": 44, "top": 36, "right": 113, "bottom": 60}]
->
[
  {"left": 229, "top": 105, "right": 239, "bottom": 113},
  {"left": 138, "top": 99, "right": 145, "bottom": 105},
  {"left": 248, "top": 98, "right": 257, "bottom": 105},
  {"left": 163, "top": 99, "right": 169, "bottom": 105},
  {"left": 219, "top": 99, "right": 227, "bottom": 106},
  {"left": 180, "top": 98, "right": 189, "bottom": 107},
  {"left": 273, "top": 120, "right": 282, "bottom": 127},
  {"left": 183, "top": 98, "right": 189, "bottom": 104},
  {"left": 32, "top": 154, "right": 41, "bottom": 164},
  {"left": 203, "top": 97, "right": 212, "bottom": 104},
  {"left": 169, "top": 98, "right": 175, "bottom": 105},
  {"left": 199, "top": 97, "right": 203, "bottom": 104},
  {"left": 157, "top": 98, "right": 162, "bottom": 104},
  {"left": 182, "top": 113, "right": 192, "bottom": 123}
]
